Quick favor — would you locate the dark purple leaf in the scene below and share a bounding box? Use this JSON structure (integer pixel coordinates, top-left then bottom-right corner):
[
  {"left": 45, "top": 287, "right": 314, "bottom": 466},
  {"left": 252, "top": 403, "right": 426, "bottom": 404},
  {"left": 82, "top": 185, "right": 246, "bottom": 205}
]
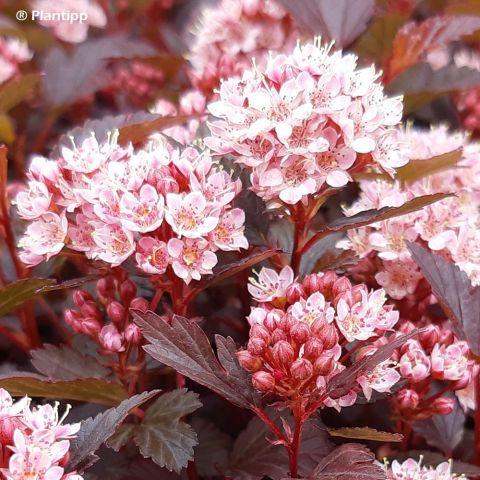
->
[
  {"left": 67, "top": 390, "right": 160, "bottom": 472},
  {"left": 309, "top": 443, "right": 386, "bottom": 480},
  {"left": 408, "top": 243, "right": 480, "bottom": 355},
  {"left": 277, "top": 0, "right": 375, "bottom": 47},
  {"left": 31, "top": 344, "right": 110, "bottom": 380},
  {"left": 132, "top": 312, "right": 259, "bottom": 409},
  {"left": 413, "top": 400, "right": 465, "bottom": 455},
  {"left": 327, "top": 330, "right": 425, "bottom": 399}
]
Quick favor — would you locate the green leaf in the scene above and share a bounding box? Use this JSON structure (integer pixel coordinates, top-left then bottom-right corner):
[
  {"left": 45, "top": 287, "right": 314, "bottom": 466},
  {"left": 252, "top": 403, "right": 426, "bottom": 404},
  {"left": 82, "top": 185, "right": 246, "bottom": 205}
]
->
[
  {"left": 0, "top": 114, "right": 15, "bottom": 144},
  {"left": 133, "top": 389, "right": 202, "bottom": 473},
  {"left": 328, "top": 427, "right": 403, "bottom": 442},
  {"left": 0, "top": 374, "right": 128, "bottom": 406},
  {"left": 31, "top": 344, "right": 110, "bottom": 380},
  {"left": 0, "top": 73, "right": 40, "bottom": 112},
  {"left": 68, "top": 390, "right": 160, "bottom": 472}
]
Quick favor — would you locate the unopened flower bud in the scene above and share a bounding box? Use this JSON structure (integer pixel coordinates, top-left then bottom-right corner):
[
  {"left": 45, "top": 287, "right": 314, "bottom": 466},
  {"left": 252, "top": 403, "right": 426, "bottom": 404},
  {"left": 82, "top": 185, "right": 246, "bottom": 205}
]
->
[
  {"left": 237, "top": 350, "right": 262, "bottom": 372},
  {"left": 303, "top": 338, "right": 324, "bottom": 360},
  {"left": 130, "top": 297, "right": 149, "bottom": 312},
  {"left": 80, "top": 300, "right": 101, "bottom": 320},
  {"left": 332, "top": 276, "right": 352, "bottom": 298},
  {"left": 96, "top": 277, "right": 114, "bottom": 299},
  {"left": 107, "top": 301, "right": 126, "bottom": 323},
  {"left": 286, "top": 283, "right": 305, "bottom": 304},
  {"left": 251, "top": 324, "right": 271, "bottom": 343},
  {"left": 120, "top": 280, "right": 137, "bottom": 304},
  {"left": 99, "top": 324, "right": 124, "bottom": 353},
  {"left": 273, "top": 369, "right": 287, "bottom": 382},
  {"left": 397, "top": 389, "right": 419, "bottom": 410},
  {"left": 431, "top": 397, "right": 454, "bottom": 415},
  {"left": 317, "top": 324, "right": 338, "bottom": 349},
  {"left": 247, "top": 337, "right": 266, "bottom": 356},
  {"left": 290, "top": 321, "right": 311, "bottom": 344},
  {"left": 302, "top": 274, "right": 321, "bottom": 296},
  {"left": 419, "top": 326, "right": 439, "bottom": 349},
  {"left": 272, "top": 340, "right": 295, "bottom": 367},
  {"left": 73, "top": 290, "right": 92, "bottom": 307},
  {"left": 291, "top": 358, "right": 313, "bottom": 380},
  {"left": 80, "top": 316, "right": 102, "bottom": 336},
  {"left": 252, "top": 371, "right": 275, "bottom": 392},
  {"left": 314, "top": 353, "right": 335, "bottom": 376},
  {"left": 124, "top": 323, "right": 142, "bottom": 344},
  {"left": 64, "top": 309, "right": 80, "bottom": 327},
  {"left": 263, "top": 312, "right": 279, "bottom": 332},
  {"left": 271, "top": 328, "right": 287, "bottom": 344},
  {"left": 311, "top": 318, "right": 328, "bottom": 336}
]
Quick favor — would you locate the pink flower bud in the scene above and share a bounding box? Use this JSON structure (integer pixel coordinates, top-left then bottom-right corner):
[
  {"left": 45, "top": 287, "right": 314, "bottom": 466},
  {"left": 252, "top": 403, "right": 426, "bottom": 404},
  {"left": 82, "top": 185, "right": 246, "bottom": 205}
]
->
[
  {"left": 64, "top": 309, "right": 81, "bottom": 328},
  {"left": 251, "top": 324, "right": 271, "bottom": 343},
  {"left": 0, "top": 416, "right": 22, "bottom": 446},
  {"left": 96, "top": 277, "right": 114, "bottom": 299},
  {"left": 317, "top": 324, "right": 338, "bottom": 349},
  {"left": 263, "top": 312, "right": 279, "bottom": 332},
  {"left": 124, "top": 323, "right": 142, "bottom": 344},
  {"left": 120, "top": 279, "right": 137, "bottom": 304},
  {"left": 80, "top": 300, "right": 101, "bottom": 320},
  {"left": 290, "top": 321, "right": 311, "bottom": 344},
  {"left": 303, "top": 338, "right": 324, "bottom": 360},
  {"left": 302, "top": 274, "right": 322, "bottom": 296},
  {"left": 252, "top": 371, "right": 275, "bottom": 392},
  {"left": 99, "top": 324, "right": 124, "bottom": 352},
  {"left": 314, "top": 353, "right": 335, "bottom": 376},
  {"left": 107, "top": 301, "right": 126, "bottom": 323},
  {"left": 419, "top": 326, "right": 439, "bottom": 349},
  {"left": 80, "top": 316, "right": 102, "bottom": 336},
  {"left": 273, "top": 369, "right": 287, "bottom": 382},
  {"left": 237, "top": 350, "right": 262, "bottom": 372},
  {"left": 247, "top": 338, "right": 266, "bottom": 356},
  {"left": 286, "top": 283, "right": 305, "bottom": 304},
  {"left": 130, "top": 297, "right": 149, "bottom": 312},
  {"left": 291, "top": 358, "right": 313, "bottom": 380},
  {"left": 397, "top": 389, "right": 419, "bottom": 410},
  {"left": 272, "top": 340, "right": 295, "bottom": 367},
  {"left": 311, "top": 318, "right": 328, "bottom": 336},
  {"left": 431, "top": 397, "right": 454, "bottom": 415},
  {"left": 271, "top": 328, "right": 287, "bottom": 344},
  {"left": 73, "top": 290, "right": 92, "bottom": 307}
]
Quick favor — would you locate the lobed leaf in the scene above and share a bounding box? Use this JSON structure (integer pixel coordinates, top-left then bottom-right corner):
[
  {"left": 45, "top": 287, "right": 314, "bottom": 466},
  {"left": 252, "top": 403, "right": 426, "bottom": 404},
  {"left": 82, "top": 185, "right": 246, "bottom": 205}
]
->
[
  {"left": 133, "top": 389, "right": 202, "bottom": 473},
  {"left": 133, "top": 311, "right": 260, "bottom": 409},
  {"left": 31, "top": 344, "right": 110, "bottom": 380},
  {"left": 328, "top": 427, "right": 403, "bottom": 442},
  {"left": 308, "top": 443, "right": 386, "bottom": 480},
  {"left": 0, "top": 374, "right": 128, "bottom": 406},
  {"left": 408, "top": 243, "right": 480, "bottom": 355},
  {"left": 277, "top": 0, "right": 375, "bottom": 47},
  {"left": 67, "top": 390, "right": 160, "bottom": 472}
]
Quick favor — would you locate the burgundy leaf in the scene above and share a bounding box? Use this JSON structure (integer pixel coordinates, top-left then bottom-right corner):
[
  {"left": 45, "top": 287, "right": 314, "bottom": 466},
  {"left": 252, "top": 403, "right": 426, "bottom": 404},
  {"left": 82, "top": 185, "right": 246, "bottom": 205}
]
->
[
  {"left": 277, "top": 0, "right": 375, "bottom": 47},
  {"left": 327, "top": 330, "right": 425, "bottom": 399},
  {"left": 327, "top": 427, "right": 403, "bottom": 443},
  {"left": 412, "top": 399, "right": 465, "bottom": 455},
  {"left": 67, "top": 390, "right": 160, "bottom": 472},
  {"left": 132, "top": 312, "right": 259, "bottom": 409},
  {"left": 408, "top": 243, "right": 480, "bottom": 355},
  {"left": 308, "top": 443, "right": 386, "bottom": 480}
]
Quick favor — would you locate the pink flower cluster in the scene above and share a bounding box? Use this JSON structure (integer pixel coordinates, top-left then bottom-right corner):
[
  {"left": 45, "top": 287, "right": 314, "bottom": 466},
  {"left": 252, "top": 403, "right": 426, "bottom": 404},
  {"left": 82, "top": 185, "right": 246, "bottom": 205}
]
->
[
  {"left": 238, "top": 267, "right": 400, "bottom": 411},
  {"left": 16, "top": 132, "right": 248, "bottom": 284},
  {"left": 0, "top": 36, "right": 32, "bottom": 85},
  {"left": 206, "top": 39, "right": 408, "bottom": 205},
  {"left": 187, "top": 0, "right": 298, "bottom": 93},
  {"left": 66, "top": 277, "right": 145, "bottom": 354},
  {"left": 339, "top": 126, "right": 480, "bottom": 298},
  {"left": 31, "top": 0, "right": 107, "bottom": 43},
  {"left": 0, "top": 389, "right": 82, "bottom": 480},
  {"left": 150, "top": 90, "right": 207, "bottom": 145},
  {"left": 386, "top": 458, "right": 462, "bottom": 480}
]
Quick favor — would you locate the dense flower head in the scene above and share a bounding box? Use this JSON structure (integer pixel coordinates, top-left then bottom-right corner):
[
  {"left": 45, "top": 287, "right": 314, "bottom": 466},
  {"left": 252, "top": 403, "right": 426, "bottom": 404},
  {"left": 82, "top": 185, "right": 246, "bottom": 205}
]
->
[
  {"left": 206, "top": 38, "right": 408, "bottom": 205},
  {"left": 238, "top": 267, "right": 400, "bottom": 410},
  {"left": 16, "top": 131, "right": 248, "bottom": 284},
  {"left": 386, "top": 458, "right": 463, "bottom": 480},
  {"left": 0, "top": 36, "right": 32, "bottom": 85},
  {"left": 339, "top": 125, "right": 480, "bottom": 298},
  {"left": 0, "top": 389, "right": 83, "bottom": 480},
  {"left": 187, "top": 0, "right": 298, "bottom": 93},
  {"left": 31, "top": 0, "right": 107, "bottom": 43}
]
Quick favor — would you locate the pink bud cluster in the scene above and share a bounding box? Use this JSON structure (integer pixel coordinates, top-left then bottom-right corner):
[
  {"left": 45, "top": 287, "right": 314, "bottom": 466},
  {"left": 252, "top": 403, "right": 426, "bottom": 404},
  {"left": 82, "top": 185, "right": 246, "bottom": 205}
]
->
[
  {"left": 339, "top": 126, "right": 480, "bottom": 299},
  {"left": 150, "top": 90, "right": 207, "bottom": 145},
  {"left": 187, "top": 0, "right": 298, "bottom": 93},
  {"left": 384, "top": 322, "right": 476, "bottom": 420},
  {"left": 108, "top": 60, "right": 165, "bottom": 106},
  {"left": 386, "top": 458, "right": 462, "bottom": 480},
  {"left": 238, "top": 267, "right": 400, "bottom": 411},
  {"left": 31, "top": 0, "right": 107, "bottom": 43},
  {"left": 66, "top": 277, "right": 146, "bottom": 354},
  {"left": 206, "top": 39, "right": 408, "bottom": 205},
  {"left": 0, "top": 388, "right": 82, "bottom": 480},
  {"left": 16, "top": 132, "right": 248, "bottom": 283},
  {"left": 0, "top": 36, "right": 32, "bottom": 85}
]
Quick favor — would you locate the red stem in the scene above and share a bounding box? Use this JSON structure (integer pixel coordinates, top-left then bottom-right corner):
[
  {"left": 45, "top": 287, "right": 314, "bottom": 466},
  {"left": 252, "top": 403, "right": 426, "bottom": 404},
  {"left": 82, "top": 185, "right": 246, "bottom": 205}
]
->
[
  {"left": 289, "top": 411, "right": 303, "bottom": 478},
  {"left": 475, "top": 371, "right": 480, "bottom": 466}
]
